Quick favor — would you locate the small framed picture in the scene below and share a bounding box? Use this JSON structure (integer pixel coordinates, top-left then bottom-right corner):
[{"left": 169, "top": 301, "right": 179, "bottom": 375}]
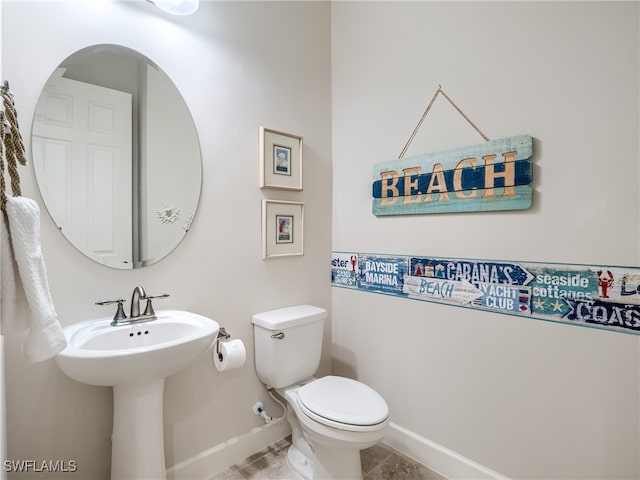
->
[
  {"left": 275, "top": 215, "right": 294, "bottom": 243},
  {"left": 262, "top": 199, "right": 304, "bottom": 259},
  {"left": 260, "top": 127, "right": 303, "bottom": 190}
]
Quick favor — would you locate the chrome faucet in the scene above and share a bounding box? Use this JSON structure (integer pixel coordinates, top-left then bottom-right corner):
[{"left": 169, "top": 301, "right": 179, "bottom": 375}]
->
[
  {"left": 130, "top": 286, "right": 147, "bottom": 318},
  {"left": 96, "top": 287, "right": 170, "bottom": 326}
]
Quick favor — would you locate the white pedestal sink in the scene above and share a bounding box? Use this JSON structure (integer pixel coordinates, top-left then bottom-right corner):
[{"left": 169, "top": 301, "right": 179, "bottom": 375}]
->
[{"left": 55, "top": 310, "right": 219, "bottom": 480}]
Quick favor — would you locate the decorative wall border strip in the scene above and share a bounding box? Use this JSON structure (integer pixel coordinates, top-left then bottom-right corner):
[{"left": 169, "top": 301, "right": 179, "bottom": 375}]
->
[{"left": 331, "top": 251, "right": 640, "bottom": 335}]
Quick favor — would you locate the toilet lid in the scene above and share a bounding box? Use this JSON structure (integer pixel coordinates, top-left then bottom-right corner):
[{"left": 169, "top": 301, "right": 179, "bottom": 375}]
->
[{"left": 297, "top": 376, "right": 389, "bottom": 427}]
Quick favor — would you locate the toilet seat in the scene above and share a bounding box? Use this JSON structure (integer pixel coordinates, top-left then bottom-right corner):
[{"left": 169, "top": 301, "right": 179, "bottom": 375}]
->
[{"left": 296, "top": 376, "right": 389, "bottom": 432}]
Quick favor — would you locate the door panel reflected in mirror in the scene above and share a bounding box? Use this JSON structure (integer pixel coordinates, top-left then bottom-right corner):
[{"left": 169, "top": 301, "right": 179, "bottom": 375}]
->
[{"left": 32, "top": 44, "right": 202, "bottom": 269}]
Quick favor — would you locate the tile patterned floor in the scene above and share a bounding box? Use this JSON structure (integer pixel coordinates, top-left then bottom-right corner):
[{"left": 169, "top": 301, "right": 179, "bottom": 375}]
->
[{"left": 210, "top": 436, "right": 446, "bottom": 480}]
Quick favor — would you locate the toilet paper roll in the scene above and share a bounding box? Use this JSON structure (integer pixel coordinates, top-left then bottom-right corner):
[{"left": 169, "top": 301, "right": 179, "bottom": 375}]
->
[{"left": 214, "top": 339, "right": 246, "bottom": 371}]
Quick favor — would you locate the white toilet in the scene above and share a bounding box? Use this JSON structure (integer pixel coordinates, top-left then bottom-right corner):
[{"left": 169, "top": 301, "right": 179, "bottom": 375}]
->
[{"left": 252, "top": 304, "right": 389, "bottom": 480}]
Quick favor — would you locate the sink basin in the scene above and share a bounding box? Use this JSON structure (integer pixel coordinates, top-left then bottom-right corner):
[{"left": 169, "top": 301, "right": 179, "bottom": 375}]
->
[
  {"left": 56, "top": 309, "right": 219, "bottom": 386},
  {"left": 55, "top": 309, "right": 219, "bottom": 480}
]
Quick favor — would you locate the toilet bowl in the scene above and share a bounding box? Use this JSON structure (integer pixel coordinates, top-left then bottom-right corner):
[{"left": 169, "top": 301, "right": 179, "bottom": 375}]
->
[
  {"left": 252, "top": 305, "right": 390, "bottom": 480},
  {"left": 279, "top": 375, "right": 389, "bottom": 479}
]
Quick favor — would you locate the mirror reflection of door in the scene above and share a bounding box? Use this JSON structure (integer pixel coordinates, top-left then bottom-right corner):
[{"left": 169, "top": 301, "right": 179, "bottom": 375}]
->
[
  {"left": 33, "top": 68, "right": 133, "bottom": 268},
  {"left": 32, "top": 45, "right": 202, "bottom": 269}
]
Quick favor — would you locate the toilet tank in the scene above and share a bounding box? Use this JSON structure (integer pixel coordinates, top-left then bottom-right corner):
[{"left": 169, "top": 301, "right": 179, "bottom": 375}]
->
[{"left": 252, "top": 305, "right": 326, "bottom": 388}]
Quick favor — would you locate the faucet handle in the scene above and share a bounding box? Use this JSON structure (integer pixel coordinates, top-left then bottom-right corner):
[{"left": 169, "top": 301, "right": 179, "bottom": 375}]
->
[
  {"left": 143, "top": 293, "right": 170, "bottom": 317},
  {"left": 146, "top": 293, "right": 170, "bottom": 300},
  {"left": 96, "top": 299, "right": 127, "bottom": 324}
]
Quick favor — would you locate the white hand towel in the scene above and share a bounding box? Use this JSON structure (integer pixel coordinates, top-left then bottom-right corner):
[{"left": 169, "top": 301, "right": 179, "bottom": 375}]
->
[
  {"left": 5, "top": 196, "right": 67, "bottom": 363},
  {"left": 0, "top": 214, "right": 28, "bottom": 335}
]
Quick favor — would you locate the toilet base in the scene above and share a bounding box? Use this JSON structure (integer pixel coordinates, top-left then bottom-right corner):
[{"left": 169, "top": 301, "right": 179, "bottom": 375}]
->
[
  {"left": 286, "top": 442, "right": 363, "bottom": 480},
  {"left": 287, "top": 444, "right": 313, "bottom": 479},
  {"left": 311, "top": 443, "right": 363, "bottom": 480}
]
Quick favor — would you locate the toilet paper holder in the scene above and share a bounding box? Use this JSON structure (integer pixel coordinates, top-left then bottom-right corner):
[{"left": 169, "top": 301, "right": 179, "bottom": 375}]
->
[{"left": 214, "top": 327, "right": 231, "bottom": 361}]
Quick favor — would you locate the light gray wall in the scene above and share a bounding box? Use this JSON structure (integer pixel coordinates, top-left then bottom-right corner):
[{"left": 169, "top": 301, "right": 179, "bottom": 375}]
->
[
  {"left": 2, "top": 1, "right": 331, "bottom": 478},
  {"left": 331, "top": 2, "right": 639, "bottom": 479}
]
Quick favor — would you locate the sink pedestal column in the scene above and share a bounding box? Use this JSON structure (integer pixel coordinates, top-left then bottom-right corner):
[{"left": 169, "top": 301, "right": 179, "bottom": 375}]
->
[{"left": 111, "top": 379, "right": 166, "bottom": 480}]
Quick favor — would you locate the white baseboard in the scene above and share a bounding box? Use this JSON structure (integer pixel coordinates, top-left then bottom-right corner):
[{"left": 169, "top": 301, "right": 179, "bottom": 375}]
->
[
  {"left": 383, "top": 422, "right": 509, "bottom": 480},
  {"left": 166, "top": 420, "right": 291, "bottom": 480},
  {"left": 166, "top": 419, "right": 506, "bottom": 480}
]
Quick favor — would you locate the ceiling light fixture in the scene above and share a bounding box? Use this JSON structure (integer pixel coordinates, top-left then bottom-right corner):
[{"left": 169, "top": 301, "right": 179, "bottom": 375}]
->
[{"left": 147, "top": 0, "right": 199, "bottom": 16}]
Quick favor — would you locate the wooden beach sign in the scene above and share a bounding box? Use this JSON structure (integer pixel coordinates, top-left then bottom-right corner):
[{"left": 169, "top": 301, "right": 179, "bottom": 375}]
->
[{"left": 372, "top": 134, "right": 533, "bottom": 216}]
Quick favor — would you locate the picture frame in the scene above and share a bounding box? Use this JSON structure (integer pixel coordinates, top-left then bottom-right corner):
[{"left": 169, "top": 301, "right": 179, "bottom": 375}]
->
[
  {"left": 260, "top": 127, "right": 303, "bottom": 191},
  {"left": 262, "top": 199, "right": 304, "bottom": 259}
]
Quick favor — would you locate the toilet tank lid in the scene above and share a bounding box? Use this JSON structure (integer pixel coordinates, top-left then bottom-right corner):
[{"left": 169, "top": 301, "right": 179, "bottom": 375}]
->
[{"left": 252, "top": 304, "right": 327, "bottom": 330}]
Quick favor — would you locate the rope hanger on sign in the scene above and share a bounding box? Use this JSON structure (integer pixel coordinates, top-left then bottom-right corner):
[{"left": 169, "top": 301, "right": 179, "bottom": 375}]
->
[{"left": 398, "top": 84, "right": 490, "bottom": 160}]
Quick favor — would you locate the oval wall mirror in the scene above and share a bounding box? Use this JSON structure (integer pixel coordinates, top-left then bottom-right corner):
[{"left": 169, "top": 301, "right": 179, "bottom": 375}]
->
[{"left": 32, "top": 44, "right": 202, "bottom": 269}]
